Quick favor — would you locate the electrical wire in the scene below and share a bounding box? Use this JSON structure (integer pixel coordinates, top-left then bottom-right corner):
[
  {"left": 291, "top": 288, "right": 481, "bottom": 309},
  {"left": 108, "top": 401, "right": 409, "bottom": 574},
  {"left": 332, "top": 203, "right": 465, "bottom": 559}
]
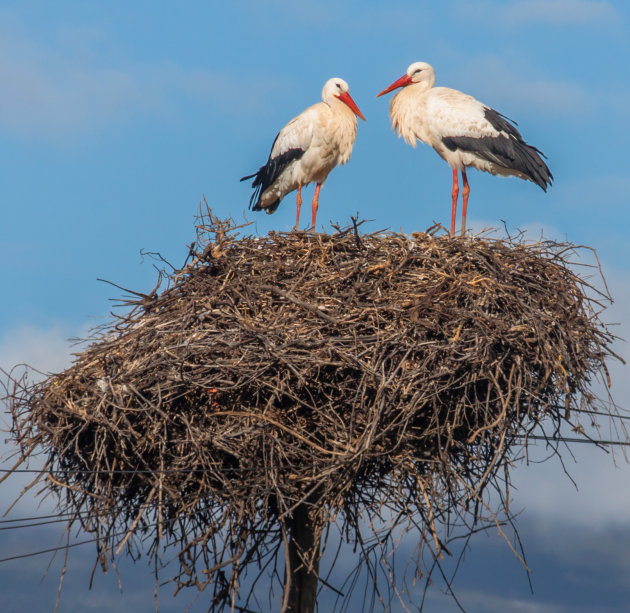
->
[
  {"left": 0, "top": 516, "right": 79, "bottom": 531},
  {"left": 520, "top": 434, "right": 630, "bottom": 446},
  {"left": 4, "top": 431, "right": 630, "bottom": 478},
  {"left": 0, "top": 466, "right": 259, "bottom": 474},
  {"left": 0, "top": 528, "right": 137, "bottom": 564}
]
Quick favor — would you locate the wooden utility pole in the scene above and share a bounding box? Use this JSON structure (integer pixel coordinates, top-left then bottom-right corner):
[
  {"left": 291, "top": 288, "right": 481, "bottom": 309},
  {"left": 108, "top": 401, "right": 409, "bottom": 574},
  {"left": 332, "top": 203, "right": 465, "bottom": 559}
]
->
[{"left": 284, "top": 504, "right": 321, "bottom": 613}]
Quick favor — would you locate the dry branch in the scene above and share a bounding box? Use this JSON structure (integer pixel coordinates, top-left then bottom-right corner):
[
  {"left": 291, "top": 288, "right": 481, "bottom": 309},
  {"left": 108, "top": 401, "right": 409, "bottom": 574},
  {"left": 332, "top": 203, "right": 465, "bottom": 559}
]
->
[{"left": 3, "top": 208, "right": 624, "bottom": 611}]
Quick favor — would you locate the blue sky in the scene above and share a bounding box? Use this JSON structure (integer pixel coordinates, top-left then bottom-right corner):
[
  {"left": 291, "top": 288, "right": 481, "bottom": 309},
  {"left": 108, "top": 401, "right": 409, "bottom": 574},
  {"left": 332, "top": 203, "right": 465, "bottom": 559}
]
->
[{"left": 1, "top": 1, "right": 630, "bottom": 611}]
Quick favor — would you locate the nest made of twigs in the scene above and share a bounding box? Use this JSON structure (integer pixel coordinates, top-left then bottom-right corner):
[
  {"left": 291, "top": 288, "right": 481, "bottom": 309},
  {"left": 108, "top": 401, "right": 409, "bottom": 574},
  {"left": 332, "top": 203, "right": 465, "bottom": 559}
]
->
[{"left": 5, "top": 210, "right": 621, "bottom": 611}]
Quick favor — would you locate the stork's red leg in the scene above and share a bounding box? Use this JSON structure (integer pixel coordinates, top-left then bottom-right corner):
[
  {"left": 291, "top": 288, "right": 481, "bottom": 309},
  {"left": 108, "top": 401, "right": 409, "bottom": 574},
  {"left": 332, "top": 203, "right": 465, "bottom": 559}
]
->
[
  {"left": 311, "top": 183, "right": 322, "bottom": 230},
  {"left": 295, "top": 185, "right": 303, "bottom": 230},
  {"left": 460, "top": 169, "right": 470, "bottom": 236},
  {"left": 450, "top": 168, "right": 459, "bottom": 236}
]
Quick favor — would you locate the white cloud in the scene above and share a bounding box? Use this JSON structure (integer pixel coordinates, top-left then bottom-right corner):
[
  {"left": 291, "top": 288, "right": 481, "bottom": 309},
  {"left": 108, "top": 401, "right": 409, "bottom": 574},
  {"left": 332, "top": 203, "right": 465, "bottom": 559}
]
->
[
  {"left": 0, "top": 31, "right": 139, "bottom": 139},
  {"left": 501, "top": 0, "right": 618, "bottom": 25},
  {"left": 511, "top": 440, "right": 630, "bottom": 526},
  {"left": 261, "top": 0, "right": 343, "bottom": 25},
  {"left": 1, "top": 325, "right": 82, "bottom": 517},
  {"left": 0, "top": 325, "right": 78, "bottom": 380},
  {"left": 450, "top": 225, "right": 630, "bottom": 528},
  {"left": 142, "top": 61, "right": 285, "bottom": 116},
  {"left": 0, "top": 327, "right": 123, "bottom": 604},
  {"left": 449, "top": 54, "right": 594, "bottom": 116},
  {"left": 0, "top": 18, "right": 282, "bottom": 140},
  {"left": 427, "top": 588, "right": 572, "bottom": 613},
  {"left": 456, "top": 0, "right": 619, "bottom": 26},
  {"left": 608, "top": 91, "right": 630, "bottom": 118},
  {"left": 509, "top": 268, "right": 630, "bottom": 527},
  {"left": 552, "top": 175, "right": 629, "bottom": 212}
]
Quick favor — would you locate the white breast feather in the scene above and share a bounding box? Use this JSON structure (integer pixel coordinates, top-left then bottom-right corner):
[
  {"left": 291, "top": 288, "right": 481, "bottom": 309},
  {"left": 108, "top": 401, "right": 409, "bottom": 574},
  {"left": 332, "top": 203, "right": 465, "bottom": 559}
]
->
[
  {"left": 390, "top": 86, "right": 502, "bottom": 149},
  {"left": 260, "top": 100, "right": 358, "bottom": 205}
]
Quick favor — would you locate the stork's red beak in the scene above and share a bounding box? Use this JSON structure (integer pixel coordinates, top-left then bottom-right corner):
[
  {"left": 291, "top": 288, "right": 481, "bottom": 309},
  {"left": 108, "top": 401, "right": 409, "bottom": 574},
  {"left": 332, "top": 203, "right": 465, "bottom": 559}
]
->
[
  {"left": 336, "top": 91, "right": 366, "bottom": 121},
  {"left": 377, "top": 74, "right": 413, "bottom": 97}
]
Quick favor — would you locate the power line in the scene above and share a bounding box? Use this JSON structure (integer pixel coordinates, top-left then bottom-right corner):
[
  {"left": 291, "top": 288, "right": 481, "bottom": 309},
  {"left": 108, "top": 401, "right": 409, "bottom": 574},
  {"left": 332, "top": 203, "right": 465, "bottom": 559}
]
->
[
  {"left": 0, "top": 512, "right": 75, "bottom": 525},
  {"left": 1, "top": 437, "right": 628, "bottom": 561},
  {"left": 0, "top": 466, "right": 259, "bottom": 475},
  {"left": 0, "top": 510, "right": 116, "bottom": 531},
  {"left": 2, "top": 433, "right": 629, "bottom": 479},
  {"left": 569, "top": 407, "right": 630, "bottom": 421},
  {"left": 0, "top": 529, "right": 133, "bottom": 564},
  {"left": 0, "top": 512, "right": 114, "bottom": 529},
  {"left": 519, "top": 434, "right": 630, "bottom": 447},
  {"left": 0, "top": 517, "right": 77, "bottom": 531}
]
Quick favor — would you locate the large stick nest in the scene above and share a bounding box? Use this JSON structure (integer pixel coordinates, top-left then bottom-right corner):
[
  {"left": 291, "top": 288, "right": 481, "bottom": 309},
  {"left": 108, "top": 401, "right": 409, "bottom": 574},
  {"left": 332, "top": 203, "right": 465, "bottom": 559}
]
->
[{"left": 5, "top": 210, "right": 621, "bottom": 611}]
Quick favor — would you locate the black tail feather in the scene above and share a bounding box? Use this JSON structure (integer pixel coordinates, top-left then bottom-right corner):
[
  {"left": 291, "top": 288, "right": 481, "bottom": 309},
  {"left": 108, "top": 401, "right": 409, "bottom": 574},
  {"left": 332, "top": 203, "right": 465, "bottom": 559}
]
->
[
  {"left": 241, "top": 147, "right": 305, "bottom": 211},
  {"left": 443, "top": 134, "right": 553, "bottom": 190}
]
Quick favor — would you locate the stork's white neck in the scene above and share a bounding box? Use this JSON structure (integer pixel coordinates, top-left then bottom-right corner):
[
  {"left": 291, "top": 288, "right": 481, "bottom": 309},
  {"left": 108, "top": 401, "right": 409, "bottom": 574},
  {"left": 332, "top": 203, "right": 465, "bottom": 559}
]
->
[
  {"left": 389, "top": 82, "right": 433, "bottom": 147},
  {"left": 331, "top": 96, "right": 358, "bottom": 121}
]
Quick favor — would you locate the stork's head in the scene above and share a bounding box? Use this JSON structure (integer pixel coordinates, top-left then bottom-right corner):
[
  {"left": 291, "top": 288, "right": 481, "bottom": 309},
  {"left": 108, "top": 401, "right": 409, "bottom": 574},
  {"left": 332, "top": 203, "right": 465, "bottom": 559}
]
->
[
  {"left": 323, "top": 78, "right": 366, "bottom": 121},
  {"left": 376, "top": 62, "right": 436, "bottom": 97}
]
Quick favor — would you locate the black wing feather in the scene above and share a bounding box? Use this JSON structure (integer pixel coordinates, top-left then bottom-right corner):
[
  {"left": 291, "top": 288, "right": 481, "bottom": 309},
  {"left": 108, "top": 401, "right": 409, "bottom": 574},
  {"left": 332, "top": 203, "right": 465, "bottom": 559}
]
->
[
  {"left": 240, "top": 131, "right": 305, "bottom": 211},
  {"left": 442, "top": 107, "right": 553, "bottom": 191}
]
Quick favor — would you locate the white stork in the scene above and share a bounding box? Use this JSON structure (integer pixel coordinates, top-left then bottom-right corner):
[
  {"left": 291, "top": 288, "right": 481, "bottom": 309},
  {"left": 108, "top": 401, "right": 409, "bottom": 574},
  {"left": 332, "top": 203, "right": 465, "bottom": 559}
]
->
[
  {"left": 241, "top": 77, "right": 365, "bottom": 230},
  {"left": 377, "top": 62, "right": 552, "bottom": 236}
]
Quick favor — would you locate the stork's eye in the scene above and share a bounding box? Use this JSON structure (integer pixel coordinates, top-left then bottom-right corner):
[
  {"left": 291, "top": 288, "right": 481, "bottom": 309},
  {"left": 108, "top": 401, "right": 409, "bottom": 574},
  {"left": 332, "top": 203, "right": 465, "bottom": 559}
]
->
[
  {"left": 336, "top": 83, "right": 342, "bottom": 89},
  {"left": 412, "top": 68, "right": 422, "bottom": 75}
]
